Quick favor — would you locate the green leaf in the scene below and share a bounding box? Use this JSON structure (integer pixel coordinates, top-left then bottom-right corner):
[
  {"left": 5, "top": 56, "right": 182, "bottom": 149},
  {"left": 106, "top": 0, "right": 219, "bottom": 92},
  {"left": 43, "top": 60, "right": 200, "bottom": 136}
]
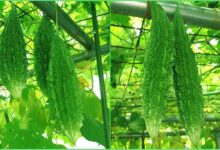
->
[
  {"left": 1, "top": 120, "right": 65, "bottom": 149},
  {"left": 129, "top": 112, "right": 141, "bottom": 122},
  {"left": 169, "top": 137, "right": 185, "bottom": 148},
  {"left": 201, "top": 139, "right": 216, "bottom": 149},
  {"left": 216, "top": 41, "right": 220, "bottom": 52},
  {"left": 0, "top": 1, "right": 4, "bottom": 16},
  {"left": 82, "top": 91, "right": 102, "bottom": 119},
  {"left": 127, "top": 112, "right": 146, "bottom": 131},
  {"left": 82, "top": 1, "right": 102, "bottom": 14},
  {"left": 129, "top": 138, "right": 141, "bottom": 149},
  {"left": 112, "top": 116, "right": 127, "bottom": 127},
  {"left": 111, "top": 14, "right": 130, "bottom": 25},
  {"left": 20, "top": 85, "right": 47, "bottom": 133},
  {"left": 0, "top": 111, "right": 5, "bottom": 129},
  {"left": 80, "top": 116, "right": 105, "bottom": 147},
  {"left": 128, "top": 118, "right": 146, "bottom": 132}
]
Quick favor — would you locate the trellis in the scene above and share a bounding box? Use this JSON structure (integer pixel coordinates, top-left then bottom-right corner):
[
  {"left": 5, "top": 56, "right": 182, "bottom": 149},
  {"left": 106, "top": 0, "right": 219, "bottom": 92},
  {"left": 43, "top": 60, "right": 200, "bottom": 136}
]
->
[{"left": 111, "top": 1, "right": 220, "bottom": 149}]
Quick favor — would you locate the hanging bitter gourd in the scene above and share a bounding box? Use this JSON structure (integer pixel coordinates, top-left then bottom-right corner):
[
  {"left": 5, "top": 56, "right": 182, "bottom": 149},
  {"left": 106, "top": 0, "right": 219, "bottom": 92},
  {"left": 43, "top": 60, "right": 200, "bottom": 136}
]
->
[
  {"left": 173, "top": 7, "right": 203, "bottom": 147},
  {"left": 47, "top": 33, "right": 83, "bottom": 142},
  {"left": 0, "top": 6, "right": 27, "bottom": 99},
  {"left": 34, "top": 15, "right": 54, "bottom": 96},
  {"left": 142, "top": 2, "right": 174, "bottom": 139}
]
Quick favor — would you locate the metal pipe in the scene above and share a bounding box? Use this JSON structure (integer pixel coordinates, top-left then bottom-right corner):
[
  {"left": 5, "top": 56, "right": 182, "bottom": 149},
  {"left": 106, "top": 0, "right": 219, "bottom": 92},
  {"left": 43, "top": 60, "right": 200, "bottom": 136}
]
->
[
  {"left": 32, "top": 1, "right": 94, "bottom": 51},
  {"left": 111, "top": 131, "right": 186, "bottom": 138},
  {"left": 73, "top": 44, "right": 109, "bottom": 63},
  {"left": 163, "top": 115, "right": 220, "bottom": 123},
  {"left": 111, "top": 1, "right": 220, "bottom": 30}
]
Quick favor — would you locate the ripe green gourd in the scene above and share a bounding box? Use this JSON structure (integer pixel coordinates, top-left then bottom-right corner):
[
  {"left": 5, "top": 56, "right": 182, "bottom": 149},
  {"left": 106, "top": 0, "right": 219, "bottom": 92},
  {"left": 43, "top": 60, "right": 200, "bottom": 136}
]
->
[
  {"left": 142, "top": 2, "right": 174, "bottom": 139},
  {"left": 47, "top": 33, "right": 83, "bottom": 142},
  {"left": 173, "top": 7, "right": 203, "bottom": 147},
  {"left": 0, "top": 6, "right": 27, "bottom": 99},
  {"left": 34, "top": 15, "right": 54, "bottom": 96}
]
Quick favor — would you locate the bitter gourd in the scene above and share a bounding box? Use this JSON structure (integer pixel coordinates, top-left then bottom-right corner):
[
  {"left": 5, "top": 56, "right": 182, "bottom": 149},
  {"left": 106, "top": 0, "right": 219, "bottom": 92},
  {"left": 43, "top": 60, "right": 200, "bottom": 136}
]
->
[
  {"left": 142, "top": 2, "right": 174, "bottom": 139},
  {"left": 173, "top": 7, "right": 203, "bottom": 146},
  {"left": 47, "top": 33, "right": 83, "bottom": 142},
  {"left": 34, "top": 15, "right": 54, "bottom": 96},
  {"left": 0, "top": 6, "right": 27, "bottom": 99}
]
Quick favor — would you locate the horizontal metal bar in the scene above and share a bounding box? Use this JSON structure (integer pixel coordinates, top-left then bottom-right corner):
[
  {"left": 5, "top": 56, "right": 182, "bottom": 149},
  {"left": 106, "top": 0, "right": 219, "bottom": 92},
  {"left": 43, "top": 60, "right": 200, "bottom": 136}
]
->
[
  {"left": 111, "top": 91, "right": 220, "bottom": 101},
  {"left": 112, "top": 127, "right": 219, "bottom": 138},
  {"left": 73, "top": 44, "right": 109, "bottom": 63},
  {"left": 163, "top": 115, "right": 220, "bottom": 123},
  {"left": 203, "top": 91, "right": 220, "bottom": 96},
  {"left": 111, "top": 131, "right": 186, "bottom": 138},
  {"left": 111, "top": 1, "right": 220, "bottom": 30},
  {"left": 32, "top": 1, "right": 93, "bottom": 51},
  {"left": 111, "top": 24, "right": 220, "bottom": 38},
  {"left": 111, "top": 116, "right": 220, "bottom": 129},
  {"left": 113, "top": 121, "right": 220, "bottom": 138}
]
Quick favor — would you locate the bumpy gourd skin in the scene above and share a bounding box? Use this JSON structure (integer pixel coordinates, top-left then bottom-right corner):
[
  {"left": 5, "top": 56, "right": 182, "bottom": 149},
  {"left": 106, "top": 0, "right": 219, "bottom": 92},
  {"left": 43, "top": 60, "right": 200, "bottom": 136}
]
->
[
  {"left": 0, "top": 6, "right": 27, "bottom": 99},
  {"left": 173, "top": 7, "right": 203, "bottom": 147},
  {"left": 47, "top": 34, "right": 83, "bottom": 142},
  {"left": 34, "top": 15, "right": 53, "bottom": 96},
  {"left": 142, "top": 2, "right": 174, "bottom": 139}
]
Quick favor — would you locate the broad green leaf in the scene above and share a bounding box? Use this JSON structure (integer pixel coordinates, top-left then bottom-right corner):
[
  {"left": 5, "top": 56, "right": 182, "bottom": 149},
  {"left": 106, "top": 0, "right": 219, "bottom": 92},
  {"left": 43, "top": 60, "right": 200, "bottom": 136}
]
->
[
  {"left": 0, "top": 1, "right": 4, "bottom": 16},
  {"left": 20, "top": 85, "right": 47, "bottom": 133},
  {"left": 112, "top": 116, "right": 127, "bottom": 127},
  {"left": 111, "top": 14, "right": 130, "bottom": 25},
  {"left": 80, "top": 116, "right": 105, "bottom": 147},
  {"left": 129, "top": 112, "right": 141, "bottom": 122},
  {"left": 82, "top": 91, "right": 102, "bottom": 119},
  {"left": 129, "top": 138, "right": 141, "bottom": 149},
  {"left": 201, "top": 139, "right": 216, "bottom": 149},
  {"left": 1, "top": 120, "right": 65, "bottom": 149},
  {"left": 128, "top": 118, "right": 146, "bottom": 132}
]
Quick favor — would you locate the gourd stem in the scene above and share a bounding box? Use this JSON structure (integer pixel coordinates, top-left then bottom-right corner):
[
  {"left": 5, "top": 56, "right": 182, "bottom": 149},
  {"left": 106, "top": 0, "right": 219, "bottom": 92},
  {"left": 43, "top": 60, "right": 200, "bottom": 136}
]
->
[{"left": 90, "top": 2, "right": 111, "bottom": 149}]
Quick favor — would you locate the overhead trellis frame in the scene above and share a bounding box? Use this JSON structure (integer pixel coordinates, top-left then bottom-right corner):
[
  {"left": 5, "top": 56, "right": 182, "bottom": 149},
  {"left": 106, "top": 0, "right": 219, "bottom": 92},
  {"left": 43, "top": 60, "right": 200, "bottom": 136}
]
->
[{"left": 111, "top": 1, "right": 220, "bottom": 30}]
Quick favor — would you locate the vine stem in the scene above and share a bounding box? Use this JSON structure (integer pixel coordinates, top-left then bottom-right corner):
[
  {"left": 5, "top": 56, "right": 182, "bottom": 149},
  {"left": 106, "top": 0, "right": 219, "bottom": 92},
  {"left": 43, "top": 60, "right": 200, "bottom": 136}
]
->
[{"left": 90, "top": 2, "right": 111, "bottom": 148}]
